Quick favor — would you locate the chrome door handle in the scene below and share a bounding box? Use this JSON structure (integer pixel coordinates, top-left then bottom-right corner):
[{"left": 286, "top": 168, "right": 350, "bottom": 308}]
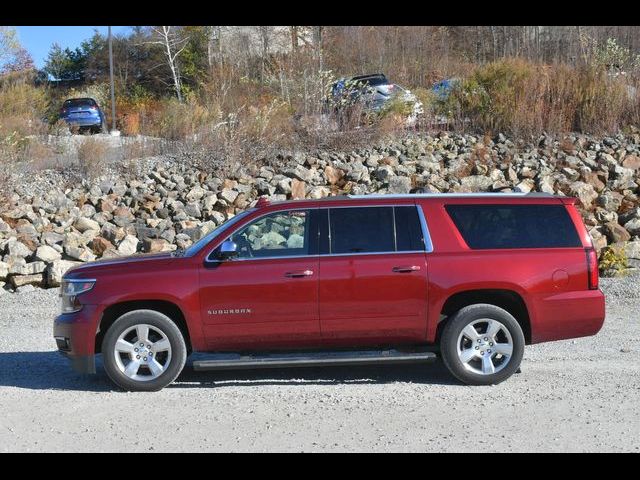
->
[
  {"left": 392, "top": 265, "right": 421, "bottom": 273},
  {"left": 284, "top": 270, "right": 314, "bottom": 278}
]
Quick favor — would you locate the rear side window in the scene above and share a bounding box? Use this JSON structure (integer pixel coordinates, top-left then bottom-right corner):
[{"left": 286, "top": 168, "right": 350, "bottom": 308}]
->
[
  {"left": 445, "top": 204, "right": 581, "bottom": 249},
  {"left": 329, "top": 207, "right": 395, "bottom": 254},
  {"left": 395, "top": 206, "right": 424, "bottom": 251},
  {"left": 326, "top": 206, "right": 425, "bottom": 254}
]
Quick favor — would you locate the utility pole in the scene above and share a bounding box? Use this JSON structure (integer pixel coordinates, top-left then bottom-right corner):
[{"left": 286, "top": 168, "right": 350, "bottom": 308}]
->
[{"left": 108, "top": 26, "right": 119, "bottom": 135}]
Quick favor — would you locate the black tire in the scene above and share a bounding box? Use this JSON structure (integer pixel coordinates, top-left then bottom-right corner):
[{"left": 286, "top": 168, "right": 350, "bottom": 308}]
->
[
  {"left": 440, "top": 304, "right": 525, "bottom": 386},
  {"left": 102, "top": 310, "right": 187, "bottom": 392}
]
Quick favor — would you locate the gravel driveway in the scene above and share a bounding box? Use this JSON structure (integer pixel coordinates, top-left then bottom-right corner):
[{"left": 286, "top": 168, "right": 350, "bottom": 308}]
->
[{"left": 0, "top": 277, "right": 638, "bottom": 452}]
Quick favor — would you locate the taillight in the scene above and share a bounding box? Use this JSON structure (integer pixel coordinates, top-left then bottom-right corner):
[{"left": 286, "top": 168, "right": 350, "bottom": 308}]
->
[{"left": 586, "top": 248, "right": 599, "bottom": 290}]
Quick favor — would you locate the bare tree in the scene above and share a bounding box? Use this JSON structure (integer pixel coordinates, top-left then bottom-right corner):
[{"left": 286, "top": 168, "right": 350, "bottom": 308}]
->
[{"left": 147, "top": 26, "right": 189, "bottom": 102}]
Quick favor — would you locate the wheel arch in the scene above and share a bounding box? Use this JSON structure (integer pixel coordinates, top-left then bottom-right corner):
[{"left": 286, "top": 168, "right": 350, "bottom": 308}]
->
[
  {"left": 436, "top": 289, "right": 532, "bottom": 344},
  {"left": 95, "top": 300, "right": 192, "bottom": 354}
]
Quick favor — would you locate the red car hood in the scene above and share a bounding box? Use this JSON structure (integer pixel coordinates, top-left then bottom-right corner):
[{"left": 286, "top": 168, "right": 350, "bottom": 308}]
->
[{"left": 64, "top": 252, "right": 176, "bottom": 278}]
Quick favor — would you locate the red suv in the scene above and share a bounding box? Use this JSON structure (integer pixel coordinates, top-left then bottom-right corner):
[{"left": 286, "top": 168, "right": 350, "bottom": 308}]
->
[{"left": 53, "top": 193, "right": 605, "bottom": 391}]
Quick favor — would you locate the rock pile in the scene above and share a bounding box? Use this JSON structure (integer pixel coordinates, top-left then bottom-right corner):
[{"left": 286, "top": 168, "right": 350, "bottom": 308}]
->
[{"left": 2, "top": 131, "right": 640, "bottom": 291}]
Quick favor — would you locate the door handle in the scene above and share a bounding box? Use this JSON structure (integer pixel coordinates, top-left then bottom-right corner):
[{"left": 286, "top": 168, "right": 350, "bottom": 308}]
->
[
  {"left": 284, "top": 270, "right": 314, "bottom": 278},
  {"left": 392, "top": 265, "right": 421, "bottom": 273}
]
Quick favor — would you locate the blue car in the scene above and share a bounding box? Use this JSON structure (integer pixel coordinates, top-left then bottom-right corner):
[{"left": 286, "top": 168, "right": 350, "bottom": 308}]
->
[
  {"left": 60, "top": 98, "right": 107, "bottom": 133},
  {"left": 432, "top": 78, "right": 460, "bottom": 101}
]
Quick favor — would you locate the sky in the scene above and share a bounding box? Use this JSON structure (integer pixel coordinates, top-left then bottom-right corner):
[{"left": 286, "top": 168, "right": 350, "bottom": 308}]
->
[{"left": 15, "top": 26, "right": 130, "bottom": 69}]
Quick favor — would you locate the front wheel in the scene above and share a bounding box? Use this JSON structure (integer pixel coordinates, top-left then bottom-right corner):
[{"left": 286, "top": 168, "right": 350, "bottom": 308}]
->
[
  {"left": 102, "top": 310, "right": 187, "bottom": 391},
  {"left": 440, "top": 304, "right": 525, "bottom": 386}
]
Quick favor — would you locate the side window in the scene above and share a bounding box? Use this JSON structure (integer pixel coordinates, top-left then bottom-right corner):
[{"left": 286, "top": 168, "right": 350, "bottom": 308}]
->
[
  {"left": 395, "top": 206, "right": 425, "bottom": 251},
  {"left": 229, "top": 210, "right": 312, "bottom": 259},
  {"left": 329, "top": 207, "right": 395, "bottom": 254},
  {"left": 445, "top": 204, "right": 582, "bottom": 249}
]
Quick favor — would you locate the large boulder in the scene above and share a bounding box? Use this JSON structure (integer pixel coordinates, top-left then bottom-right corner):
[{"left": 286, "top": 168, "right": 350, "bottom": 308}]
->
[
  {"left": 47, "top": 260, "right": 82, "bottom": 287},
  {"left": 387, "top": 176, "right": 412, "bottom": 194},
  {"left": 604, "top": 221, "right": 631, "bottom": 243},
  {"left": 74, "top": 217, "right": 100, "bottom": 233},
  {"left": 569, "top": 182, "right": 598, "bottom": 209},
  {"left": 117, "top": 235, "right": 139, "bottom": 256},
  {"left": 35, "top": 245, "right": 62, "bottom": 262},
  {"left": 10, "top": 273, "right": 44, "bottom": 289}
]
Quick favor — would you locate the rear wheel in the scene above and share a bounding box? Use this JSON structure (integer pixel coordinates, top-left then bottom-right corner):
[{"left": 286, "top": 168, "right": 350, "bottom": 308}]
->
[
  {"left": 102, "top": 310, "right": 187, "bottom": 391},
  {"left": 440, "top": 304, "right": 525, "bottom": 385}
]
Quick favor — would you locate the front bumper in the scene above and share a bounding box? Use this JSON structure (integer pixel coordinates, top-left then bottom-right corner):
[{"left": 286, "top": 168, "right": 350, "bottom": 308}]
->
[{"left": 53, "top": 305, "right": 101, "bottom": 374}]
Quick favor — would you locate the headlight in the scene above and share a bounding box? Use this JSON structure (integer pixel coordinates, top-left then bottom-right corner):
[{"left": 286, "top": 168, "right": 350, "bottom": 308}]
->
[{"left": 60, "top": 279, "right": 95, "bottom": 314}]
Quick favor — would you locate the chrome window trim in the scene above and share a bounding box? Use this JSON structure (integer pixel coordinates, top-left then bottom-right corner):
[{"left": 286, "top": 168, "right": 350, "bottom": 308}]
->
[
  {"left": 416, "top": 205, "right": 434, "bottom": 253},
  {"left": 207, "top": 250, "right": 428, "bottom": 263},
  {"left": 204, "top": 202, "right": 434, "bottom": 264}
]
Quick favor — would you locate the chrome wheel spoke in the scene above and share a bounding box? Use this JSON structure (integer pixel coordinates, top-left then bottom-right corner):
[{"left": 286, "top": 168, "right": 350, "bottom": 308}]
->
[
  {"left": 486, "top": 319, "right": 501, "bottom": 339},
  {"left": 136, "top": 325, "right": 149, "bottom": 344},
  {"left": 124, "top": 360, "right": 141, "bottom": 377},
  {"left": 493, "top": 342, "right": 513, "bottom": 357},
  {"left": 152, "top": 338, "right": 170, "bottom": 353},
  {"left": 115, "top": 338, "right": 135, "bottom": 353},
  {"left": 459, "top": 348, "right": 478, "bottom": 364},
  {"left": 462, "top": 325, "right": 480, "bottom": 341},
  {"left": 481, "top": 355, "right": 496, "bottom": 374},
  {"left": 147, "top": 359, "right": 164, "bottom": 377}
]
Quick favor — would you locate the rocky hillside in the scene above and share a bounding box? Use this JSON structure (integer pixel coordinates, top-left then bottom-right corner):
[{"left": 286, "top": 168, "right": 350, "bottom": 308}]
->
[{"left": 2, "top": 131, "right": 640, "bottom": 292}]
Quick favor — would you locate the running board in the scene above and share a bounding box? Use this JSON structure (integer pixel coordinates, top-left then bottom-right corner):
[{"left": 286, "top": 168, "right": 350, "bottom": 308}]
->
[{"left": 192, "top": 350, "right": 437, "bottom": 371}]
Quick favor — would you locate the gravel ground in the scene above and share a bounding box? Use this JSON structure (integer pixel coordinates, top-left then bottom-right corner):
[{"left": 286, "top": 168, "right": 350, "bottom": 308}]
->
[{"left": 0, "top": 277, "right": 638, "bottom": 452}]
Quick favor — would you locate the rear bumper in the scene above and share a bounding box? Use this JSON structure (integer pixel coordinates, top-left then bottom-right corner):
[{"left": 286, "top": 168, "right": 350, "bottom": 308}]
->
[
  {"left": 53, "top": 305, "right": 100, "bottom": 374},
  {"left": 62, "top": 117, "right": 102, "bottom": 127},
  {"left": 530, "top": 289, "right": 606, "bottom": 344}
]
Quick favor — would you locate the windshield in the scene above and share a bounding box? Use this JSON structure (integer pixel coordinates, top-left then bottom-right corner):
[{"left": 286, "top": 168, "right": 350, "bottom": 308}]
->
[{"left": 183, "top": 209, "right": 255, "bottom": 257}]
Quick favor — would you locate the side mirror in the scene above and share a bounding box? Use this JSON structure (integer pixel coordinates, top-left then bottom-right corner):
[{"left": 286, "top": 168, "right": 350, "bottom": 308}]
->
[{"left": 217, "top": 240, "right": 238, "bottom": 260}]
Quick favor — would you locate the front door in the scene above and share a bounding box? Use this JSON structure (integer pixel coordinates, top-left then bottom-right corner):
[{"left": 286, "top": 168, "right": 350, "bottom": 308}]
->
[
  {"left": 199, "top": 208, "right": 320, "bottom": 349},
  {"left": 319, "top": 205, "right": 429, "bottom": 345}
]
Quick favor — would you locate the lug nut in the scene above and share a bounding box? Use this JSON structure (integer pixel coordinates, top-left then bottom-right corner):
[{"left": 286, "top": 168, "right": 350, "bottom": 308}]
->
[
  {"left": 134, "top": 348, "right": 138, "bottom": 352},
  {"left": 484, "top": 337, "right": 488, "bottom": 341},
  {"left": 136, "top": 355, "right": 140, "bottom": 359},
  {"left": 149, "top": 352, "right": 153, "bottom": 356},
  {"left": 480, "top": 351, "right": 484, "bottom": 355},
  {"left": 475, "top": 346, "right": 479, "bottom": 350},
  {"left": 140, "top": 343, "right": 144, "bottom": 347},
  {"left": 489, "top": 342, "right": 494, "bottom": 346},
  {"left": 488, "top": 350, "right": 492, "bottom": 354},
  {"left": 147, "top": 345, "right": 151, "bottom": 349},
  {"left": 143, "top": 357, "right": 147, "bottom": 361},
  {"left": 477, "top": 339, "right": 481, "bottom": 343}
]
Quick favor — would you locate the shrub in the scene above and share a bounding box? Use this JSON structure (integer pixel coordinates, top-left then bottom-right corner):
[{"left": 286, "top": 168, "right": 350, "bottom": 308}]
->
[{"left": 599, "top": 245, "right": 629, "bottom": 276}]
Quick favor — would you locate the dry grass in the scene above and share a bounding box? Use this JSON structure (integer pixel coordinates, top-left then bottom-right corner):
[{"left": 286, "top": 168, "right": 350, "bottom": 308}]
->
[
  {"left": 77, "top": 137, "right": 109, "bottom": 179},
  {"left": 435, "top": 59, "right": 640, "bottom": 136}
]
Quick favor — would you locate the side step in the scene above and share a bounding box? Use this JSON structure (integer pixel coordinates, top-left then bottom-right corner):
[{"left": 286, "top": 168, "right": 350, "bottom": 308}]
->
[{"left": 192, "top": 349, "right": 437, "bottom": 371}]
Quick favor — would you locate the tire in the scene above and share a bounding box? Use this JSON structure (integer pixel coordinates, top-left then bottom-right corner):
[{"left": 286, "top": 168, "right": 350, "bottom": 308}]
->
[
  {"left": 440, "top": 304, "right": 525, "bottom": 386},
  {"left": 102, "top": 310, "right": 187, "bottom": 392}
]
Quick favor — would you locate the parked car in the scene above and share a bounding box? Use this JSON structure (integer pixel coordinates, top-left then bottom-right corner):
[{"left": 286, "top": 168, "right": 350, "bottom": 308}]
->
[
  {"left": 54, "top": 193, "right": 605, "bottom": 391},
  {"left": 59, "top": 97, "right": 106, "bottom": 133},
  {"left": 328, "top": 73, "right": 423, "bottom": 124}
]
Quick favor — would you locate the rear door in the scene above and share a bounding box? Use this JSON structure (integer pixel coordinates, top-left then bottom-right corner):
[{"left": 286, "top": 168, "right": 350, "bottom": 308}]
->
[{"left": 318, "top": 204, "right": 429, "bottom": 345}]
